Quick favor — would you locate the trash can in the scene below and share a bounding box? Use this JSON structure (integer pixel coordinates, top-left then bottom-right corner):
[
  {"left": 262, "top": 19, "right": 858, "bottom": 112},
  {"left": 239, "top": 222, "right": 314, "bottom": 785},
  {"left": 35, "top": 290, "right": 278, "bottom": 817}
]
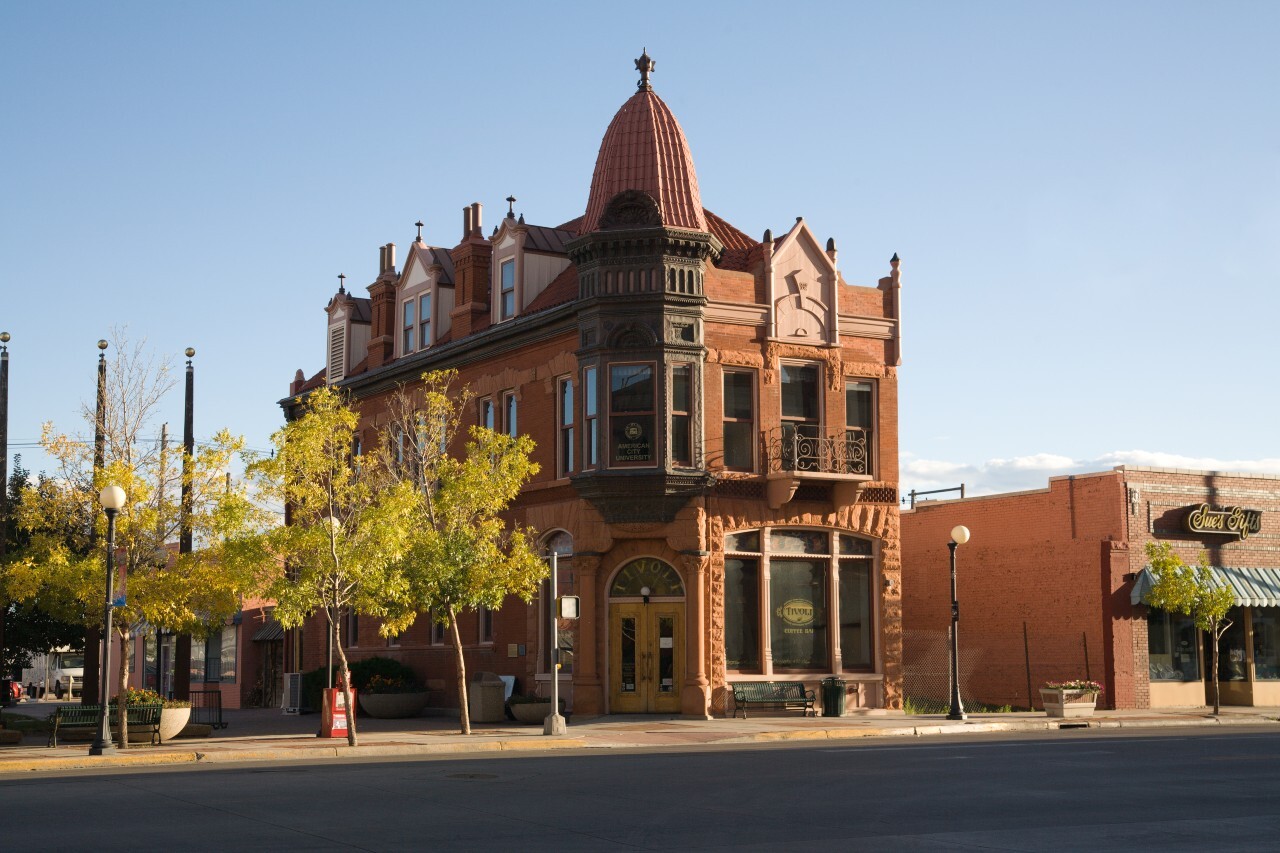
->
[
  {"left": 820, "top": 677, "right": 846, "bottom": 717},
  {"left": 468, "top": 671, "right": 506, "bottom": 723}
]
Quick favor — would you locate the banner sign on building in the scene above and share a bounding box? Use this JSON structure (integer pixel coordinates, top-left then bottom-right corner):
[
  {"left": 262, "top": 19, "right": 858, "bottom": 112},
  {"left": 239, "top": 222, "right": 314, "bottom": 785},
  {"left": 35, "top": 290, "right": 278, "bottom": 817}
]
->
[{"left": 1182, "top": 504, "right": 1263, "bottom": 540}]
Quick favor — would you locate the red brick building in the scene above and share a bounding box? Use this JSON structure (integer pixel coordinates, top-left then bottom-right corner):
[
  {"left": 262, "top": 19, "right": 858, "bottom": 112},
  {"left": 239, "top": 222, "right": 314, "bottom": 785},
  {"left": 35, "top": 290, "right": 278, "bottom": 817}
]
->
[
  {"left": 901, "top": 466, "right": 1280, "bottom": 710},
  {"left": 284, "top": 54, "right": 904, "bottom": 717}
]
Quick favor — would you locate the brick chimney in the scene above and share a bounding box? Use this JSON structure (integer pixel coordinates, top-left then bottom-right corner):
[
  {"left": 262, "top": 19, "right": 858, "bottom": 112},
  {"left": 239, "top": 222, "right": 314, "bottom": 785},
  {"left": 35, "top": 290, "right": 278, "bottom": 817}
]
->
[
  {"left": 450, "top": 203, "right": 492, "bottom": 338},
  {"left": 366, "top": 242, "right": 399, "bottom": 369}
]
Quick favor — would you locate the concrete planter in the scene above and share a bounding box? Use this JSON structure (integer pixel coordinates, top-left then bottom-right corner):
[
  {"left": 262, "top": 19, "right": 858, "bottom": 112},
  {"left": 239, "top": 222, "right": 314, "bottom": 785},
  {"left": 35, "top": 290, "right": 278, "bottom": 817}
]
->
[
  {"left": 358, "top": 691, "right": 430, "bottom": 719},
  {"left": 1041, "top": 688, "right": 1098, "bottom": 718},
  {"left": 509, "top": 702, "right": 553, "bottom": 724},
  {"left": 159, "top": 706, "right": 191, "bottom": 742}
]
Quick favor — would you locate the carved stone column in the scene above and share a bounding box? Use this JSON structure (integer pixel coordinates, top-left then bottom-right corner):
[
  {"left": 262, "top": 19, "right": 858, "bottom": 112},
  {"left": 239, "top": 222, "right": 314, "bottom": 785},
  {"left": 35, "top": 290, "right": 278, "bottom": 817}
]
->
[{"left": 681, "top": 553, "right": 711, "bottom": 718}]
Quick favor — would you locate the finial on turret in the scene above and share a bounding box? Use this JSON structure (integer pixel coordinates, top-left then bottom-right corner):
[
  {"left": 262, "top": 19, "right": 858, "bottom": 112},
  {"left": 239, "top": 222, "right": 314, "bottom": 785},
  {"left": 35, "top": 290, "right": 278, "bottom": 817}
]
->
[
  {"left": 337, "top": 272, "right": 346, "bottom": 295},
  {"left": 890, "top": 252, "right": 900, "bottom": 267},
  {"left": 415, "top": 220, "right": 424, "bottom": 242},
  {"left": 506, "top": 195, "right": 517, "bottom": 219},
  {"left": 635, "top": 49, "right": 655, "bottom": 91}
]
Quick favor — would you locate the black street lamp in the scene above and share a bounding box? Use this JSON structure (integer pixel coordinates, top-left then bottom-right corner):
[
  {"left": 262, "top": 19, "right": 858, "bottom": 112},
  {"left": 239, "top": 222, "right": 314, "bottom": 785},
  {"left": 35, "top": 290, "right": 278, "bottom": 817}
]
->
[
  {"left": 89, "top": 484, "right": 126, "bottom": 756},
  {"left": 947, "top": 524, "right": 970, "bottom": 721}
]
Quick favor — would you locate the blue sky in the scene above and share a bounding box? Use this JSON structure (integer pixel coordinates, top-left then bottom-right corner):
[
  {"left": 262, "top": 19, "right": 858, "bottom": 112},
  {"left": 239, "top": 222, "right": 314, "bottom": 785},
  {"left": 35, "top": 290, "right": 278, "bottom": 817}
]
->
[{"left": 2, "top": 1, "right": 1277, "bottom": 497}]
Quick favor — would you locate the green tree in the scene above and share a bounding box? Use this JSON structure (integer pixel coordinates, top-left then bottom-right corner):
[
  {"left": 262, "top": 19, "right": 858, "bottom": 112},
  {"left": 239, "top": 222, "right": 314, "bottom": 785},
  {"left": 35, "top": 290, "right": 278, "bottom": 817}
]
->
[
  {"left": 1144, "top": 541, "right": 1236, "bottom": 715},
  {"left": 376, "top": 371, "right": 546, "bottom": 735},
  {"left": 3, "top": 335, "right": 263, "bottom": 745},
  {"left": 245, "top": 384, "right": 417, "bottom": 747}
]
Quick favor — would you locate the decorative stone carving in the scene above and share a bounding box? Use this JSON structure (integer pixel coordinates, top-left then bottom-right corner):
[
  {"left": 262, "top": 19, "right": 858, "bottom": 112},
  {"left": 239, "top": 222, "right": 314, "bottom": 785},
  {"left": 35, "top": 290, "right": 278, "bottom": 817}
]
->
[{"left": 598, "top": 190, "right": 663, "bottom": 230}]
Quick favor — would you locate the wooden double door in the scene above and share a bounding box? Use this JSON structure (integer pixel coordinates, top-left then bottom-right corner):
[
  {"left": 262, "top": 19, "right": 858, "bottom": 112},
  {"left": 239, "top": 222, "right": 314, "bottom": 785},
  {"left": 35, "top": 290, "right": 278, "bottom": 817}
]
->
[{"left": 609, "top": 602, "right": 683, "bottom": 713}]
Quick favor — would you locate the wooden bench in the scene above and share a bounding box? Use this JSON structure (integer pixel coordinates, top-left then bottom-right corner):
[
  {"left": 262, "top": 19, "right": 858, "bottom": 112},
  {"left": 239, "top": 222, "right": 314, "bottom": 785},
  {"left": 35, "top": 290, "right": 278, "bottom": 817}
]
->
[
  {"left": 730, "top": 682, "right": 816, "bottom": 719},
  {"left": 49, "top": 704, "right": 163, "bottom": 747}
]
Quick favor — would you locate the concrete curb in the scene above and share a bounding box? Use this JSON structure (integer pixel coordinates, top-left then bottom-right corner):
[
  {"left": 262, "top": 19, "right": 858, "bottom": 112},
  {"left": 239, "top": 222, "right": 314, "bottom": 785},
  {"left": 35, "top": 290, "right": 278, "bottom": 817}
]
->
[{"left": 2, "top": 715, "right": 1276, "bottom": 775}]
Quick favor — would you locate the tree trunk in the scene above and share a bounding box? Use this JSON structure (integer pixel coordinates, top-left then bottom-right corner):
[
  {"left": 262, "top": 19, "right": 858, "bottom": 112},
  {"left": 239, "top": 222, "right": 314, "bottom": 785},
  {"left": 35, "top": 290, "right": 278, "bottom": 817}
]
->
[
  {"left": 116, "top": 628, "right": 130, "bottom": 748},
  {"left": 449, "top": 605, "right": 470, "bottom": 735},
  {"left": 331, "top": 610, "right": 357, "bottom": 747},
  {"left": 1210, "top": 621, "right": 1221, "bottom": 716}
]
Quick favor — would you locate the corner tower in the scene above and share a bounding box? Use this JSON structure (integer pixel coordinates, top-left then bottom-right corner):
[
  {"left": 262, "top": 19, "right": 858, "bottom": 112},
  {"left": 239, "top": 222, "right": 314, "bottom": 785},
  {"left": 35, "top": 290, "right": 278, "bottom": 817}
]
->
[{"left": 568, "top": 52, "right": 722, "bottom": 523}]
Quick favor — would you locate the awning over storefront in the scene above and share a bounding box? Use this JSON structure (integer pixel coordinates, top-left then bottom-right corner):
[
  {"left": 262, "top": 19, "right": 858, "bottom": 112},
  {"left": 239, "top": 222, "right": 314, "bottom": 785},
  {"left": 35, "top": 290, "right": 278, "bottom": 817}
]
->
[
  {"left": 252, "top": 620, "right": 284, "bottom": 642},
  {"left": 1131, "top": 566, "right": 1280, "bottom": 608}
]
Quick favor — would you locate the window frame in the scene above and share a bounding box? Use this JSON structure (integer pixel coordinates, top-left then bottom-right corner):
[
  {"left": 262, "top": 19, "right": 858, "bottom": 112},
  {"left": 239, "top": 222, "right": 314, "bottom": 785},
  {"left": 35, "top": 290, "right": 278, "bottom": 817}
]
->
[
  {"left": 721, "top": 369, "right": 757, "bottom": 472},
  {"left": 402, "top": 298, "right": 416, "bottom": 354},
  {"left": 670, "top": 363, "right": 693, "bottom": 467},
  {"left": 503, "top": 391, "right": 518, "bottom": 438},
  {"left": 608, "top": 361, "right": 657, "bottom": 469},
  {"left": 582, "top": 366, "right": 599, "bottom": 470},
  {"left": 479, "top": 398, "right": 495, "bottom": 432},
  {"left": 558, "top": 376, "right": 575, "bottom": 478},
  {"left": 499, "top": 259, "right": 516, "bottom": 320},
  {"left": 844, "top": 379, "right": 875, "bottom": 477},
  {"left": 418, "top": 293, "right": 432, "bottom": 349}
]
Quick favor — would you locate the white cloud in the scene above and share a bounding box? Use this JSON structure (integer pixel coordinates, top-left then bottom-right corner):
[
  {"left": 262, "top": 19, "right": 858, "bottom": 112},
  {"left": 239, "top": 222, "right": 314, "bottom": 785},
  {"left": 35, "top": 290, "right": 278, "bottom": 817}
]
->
[{"left": 902, "top": 450, "right": 1280, "bottom": 500}]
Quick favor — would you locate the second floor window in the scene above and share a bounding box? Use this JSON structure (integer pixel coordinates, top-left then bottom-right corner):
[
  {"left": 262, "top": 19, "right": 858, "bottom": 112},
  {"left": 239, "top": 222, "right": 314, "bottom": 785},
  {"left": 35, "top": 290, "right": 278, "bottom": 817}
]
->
[
  {"left": 781, "top": 364, "right": 821, "bottom": 471},
  {"left": 500, "top": 260, "right": 515, "bottom": 320},
  {"left": 845, "top": 381, "right": 874, "bottom": 476},
  {"left": 402, "top": 300, "right": 416, "bottom": 353},
  {"left": 504, "top": 392, "right": 518, "bottom": 437},
  {"left": 480, "top": 398, "right": 495, "bottom": 432},
  {"left": 559, "top": 377, "right": 575, "bottom": 477},
  {"left": 671, "top": 365, "right": 692, "bottom": 466},
  {"left": 610, "top": 363, "right": 655, "bottom": 467},
  {"left": 583, "top": 366, "right": 599, "bottom": 469},
  {"left": 722, "top": 370, "right": 755, "bottom": 470}
]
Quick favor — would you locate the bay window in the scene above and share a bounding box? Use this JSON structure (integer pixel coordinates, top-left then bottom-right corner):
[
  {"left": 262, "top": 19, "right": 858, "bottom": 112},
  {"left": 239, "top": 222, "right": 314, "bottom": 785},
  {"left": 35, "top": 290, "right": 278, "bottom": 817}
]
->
[
  {"left": 609, "top": 363, "right": 655, "bottom": 467},
  {"left": 671, "top": 364, "right": 692, "bottom": 466}
]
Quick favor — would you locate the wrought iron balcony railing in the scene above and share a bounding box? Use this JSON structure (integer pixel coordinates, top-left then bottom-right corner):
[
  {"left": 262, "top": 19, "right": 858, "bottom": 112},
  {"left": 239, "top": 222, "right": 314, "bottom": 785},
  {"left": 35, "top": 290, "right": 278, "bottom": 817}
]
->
[{"left": 766, "top": 426, "right": 873, "bottom": 477}]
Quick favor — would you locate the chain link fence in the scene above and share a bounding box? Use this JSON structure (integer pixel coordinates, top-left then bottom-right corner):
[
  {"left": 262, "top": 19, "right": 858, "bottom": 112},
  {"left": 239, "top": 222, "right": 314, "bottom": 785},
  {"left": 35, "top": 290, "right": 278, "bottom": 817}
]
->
[{"left": 903, "top": 626, "right": 1100, "bottom": 713}]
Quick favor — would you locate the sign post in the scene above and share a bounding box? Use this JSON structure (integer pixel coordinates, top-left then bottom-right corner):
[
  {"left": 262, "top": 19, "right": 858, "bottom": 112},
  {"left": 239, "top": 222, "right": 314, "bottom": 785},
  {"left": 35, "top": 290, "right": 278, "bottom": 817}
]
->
[{"left": 544, "top": 552, "right": 569, "bottom": 736}]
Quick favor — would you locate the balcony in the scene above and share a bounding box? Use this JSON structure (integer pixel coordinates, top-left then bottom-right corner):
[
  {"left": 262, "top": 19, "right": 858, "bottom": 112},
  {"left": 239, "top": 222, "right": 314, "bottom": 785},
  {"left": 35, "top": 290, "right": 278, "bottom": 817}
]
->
[{"left": 764, "top": 426, "right": 874, "bottom": 508}]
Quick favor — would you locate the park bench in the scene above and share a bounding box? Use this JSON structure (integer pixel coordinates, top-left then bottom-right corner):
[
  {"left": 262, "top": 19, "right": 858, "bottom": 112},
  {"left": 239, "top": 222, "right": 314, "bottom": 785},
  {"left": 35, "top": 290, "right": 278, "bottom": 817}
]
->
[
  {"left": 49, "top": 703, "right": 163, "bottom": 747},
  {"left": 730, "top": 681, "right": 816, "bottom": 719}
]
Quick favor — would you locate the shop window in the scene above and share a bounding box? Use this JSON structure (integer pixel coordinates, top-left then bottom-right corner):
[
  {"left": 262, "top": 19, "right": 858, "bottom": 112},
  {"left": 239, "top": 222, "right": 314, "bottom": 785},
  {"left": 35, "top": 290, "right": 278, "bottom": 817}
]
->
[
  {"left": 479, "top": 605, "right": 494, "bottom": 644},
  {"left": 500, "top": 259, "right": 515, "bottom": 320},
  {"left": 583, "top": 366, "right": 599, "bottom": 469},
  {"left": 1253, "top": 609, "right": 1280, "bottom": 680},
  {"left": 671, "top": 365, "right": 692, "bottom": 466},
  {"left": 722, "top": 370, "right": 755, "bottom": 471},
  {"left": 725, "top": 528, "right": 877, "bottom": 674},
  {"left": 402, "top": 299, "right": 416, "bottom": 353},
  {"left": 558, "top": 377, "right": 575, "bottom": 477},
  {"left": 1147, "top": 609, "right": 1201, "bottom": 681},
  {"left": 198, "top": 627, "right": 236, "bottom": 684},
  {"left": 609, "top": 363, "right": 655, "bottom": 467},
  {"left": 1217, "top": 607, "right": 1248, "bottom": 682},
  {"left": 844, "top": 380, "right": 874, "bottom": 476},
  {"left": 725, "top": 558, "right": 760, "bottom": 670}
]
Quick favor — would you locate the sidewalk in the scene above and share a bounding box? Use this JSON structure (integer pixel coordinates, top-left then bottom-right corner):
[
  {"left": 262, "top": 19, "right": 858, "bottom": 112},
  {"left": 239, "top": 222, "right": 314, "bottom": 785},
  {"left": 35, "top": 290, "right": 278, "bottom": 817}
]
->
[{"left": 2, "top": 703, "right": 1277, "bottom": 774}]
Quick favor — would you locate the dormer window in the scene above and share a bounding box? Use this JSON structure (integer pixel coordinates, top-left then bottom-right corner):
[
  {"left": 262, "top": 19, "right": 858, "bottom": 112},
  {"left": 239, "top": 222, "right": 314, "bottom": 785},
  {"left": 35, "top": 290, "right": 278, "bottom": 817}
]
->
[
  {"left": 402, "top": 300, "right": 416, "bottom": 353},
  {"left": 419, "top": 294, "right": 431, "bottom": 348},
  {"left": 500, "top": 260, "right": 516, "bottom": 320}
]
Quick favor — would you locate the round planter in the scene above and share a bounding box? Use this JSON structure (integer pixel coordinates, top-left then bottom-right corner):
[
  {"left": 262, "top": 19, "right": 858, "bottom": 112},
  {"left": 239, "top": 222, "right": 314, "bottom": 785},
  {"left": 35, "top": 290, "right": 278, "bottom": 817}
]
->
[
  {"left": 509, "top": 702, "right": 553, "bottom": 724},
  {"left": 358, "top": 691, "right": 430, "bottom": 719},
  {"left": 159, "top": 706, "right": 192, "bottom": 742}
]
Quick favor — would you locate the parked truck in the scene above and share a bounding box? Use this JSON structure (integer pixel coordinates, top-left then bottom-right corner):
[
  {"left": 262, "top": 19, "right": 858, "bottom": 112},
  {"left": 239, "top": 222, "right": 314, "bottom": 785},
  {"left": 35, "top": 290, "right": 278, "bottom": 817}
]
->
[{"left": 21, "top": 648, "right": 85, "bottom": 700}]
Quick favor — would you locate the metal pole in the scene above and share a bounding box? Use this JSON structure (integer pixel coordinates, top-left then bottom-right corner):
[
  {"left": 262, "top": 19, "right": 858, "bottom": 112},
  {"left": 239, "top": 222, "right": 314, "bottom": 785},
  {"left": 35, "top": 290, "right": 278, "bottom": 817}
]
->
[
  {"left": 0, "top": 334, "right": 10, "bottom": 669},
  {"left": 543, "top": 552, "right": 566, "bottom": 735},
  {"left": 174, "top": 348, "right": 195, "bottom": 700},
  {"left": 947, "top": 540, "right": 966, "bottom": 721},
  {"left": 89, "top": 508, "right": 119, "bottom": 755}
]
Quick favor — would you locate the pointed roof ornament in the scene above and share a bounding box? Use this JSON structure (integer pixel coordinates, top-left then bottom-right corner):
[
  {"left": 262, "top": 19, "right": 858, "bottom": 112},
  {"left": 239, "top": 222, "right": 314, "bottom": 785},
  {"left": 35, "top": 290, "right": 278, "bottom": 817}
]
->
[
  {"left": 890, "top": 252, "right": 900, "bottom": 266},
  {"left": 517, "top": 213, "right": 525, "bottom": 224},
  {"left": 337, "top": 272, "right": 346, "bottom": 295},
  {"left": 635, "top": 48, "right": 655, "bottom": 92},
  {"left": 415, "top": 220, "right": 424, "bottom": 242},
  {"left": 506, "top": 195, "right": 517, "bottom": 219}
]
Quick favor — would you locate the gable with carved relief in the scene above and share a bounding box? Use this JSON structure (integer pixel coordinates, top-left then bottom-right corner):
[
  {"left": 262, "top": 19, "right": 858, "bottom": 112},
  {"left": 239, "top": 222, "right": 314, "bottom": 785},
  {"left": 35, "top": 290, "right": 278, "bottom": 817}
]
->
[{"left": 770, "top": 225, "right": 837, "bottom": 345}]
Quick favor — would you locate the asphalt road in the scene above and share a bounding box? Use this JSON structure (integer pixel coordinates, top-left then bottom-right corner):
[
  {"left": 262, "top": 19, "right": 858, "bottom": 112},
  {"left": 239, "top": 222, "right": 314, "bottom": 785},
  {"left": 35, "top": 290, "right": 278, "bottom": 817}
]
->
[{"left": 6, "top": 728, "right": 1280, "bottom": 851}]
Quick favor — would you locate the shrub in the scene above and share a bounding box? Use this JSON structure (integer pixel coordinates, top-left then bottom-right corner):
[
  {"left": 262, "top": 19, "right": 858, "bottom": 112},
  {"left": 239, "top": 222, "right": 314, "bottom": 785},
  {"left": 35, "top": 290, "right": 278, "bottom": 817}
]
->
[{"left": 110, "top": 686, "right": 190, "bottom": 709}]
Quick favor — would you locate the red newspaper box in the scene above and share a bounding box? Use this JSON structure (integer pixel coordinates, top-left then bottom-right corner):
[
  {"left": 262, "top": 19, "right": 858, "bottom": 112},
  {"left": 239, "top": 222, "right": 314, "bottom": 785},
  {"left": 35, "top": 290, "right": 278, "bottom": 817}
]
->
[{"left": 321, "top": 686, "right": 356, "bottom": 738}]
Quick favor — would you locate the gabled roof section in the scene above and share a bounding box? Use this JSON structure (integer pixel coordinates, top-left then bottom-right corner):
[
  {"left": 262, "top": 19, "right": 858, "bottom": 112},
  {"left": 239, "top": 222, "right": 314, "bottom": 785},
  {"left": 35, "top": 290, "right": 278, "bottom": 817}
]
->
[
  {"left": 405, "top": 242, "right": 455, "bottom": 285},
  {"left": 524, "top": 224, "right": 575, "bottom": 254},
  {"left": 326, "top": 293, "right": 372, "bottom": 323},
  {"left": 704, "top": 208, "right": 756, "bottom": 271}
]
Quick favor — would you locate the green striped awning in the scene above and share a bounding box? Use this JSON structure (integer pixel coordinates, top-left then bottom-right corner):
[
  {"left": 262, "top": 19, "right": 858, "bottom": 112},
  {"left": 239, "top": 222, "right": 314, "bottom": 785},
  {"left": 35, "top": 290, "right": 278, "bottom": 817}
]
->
[{"left": 1131, "top": 565, "right": 1280, "bottom": 608}]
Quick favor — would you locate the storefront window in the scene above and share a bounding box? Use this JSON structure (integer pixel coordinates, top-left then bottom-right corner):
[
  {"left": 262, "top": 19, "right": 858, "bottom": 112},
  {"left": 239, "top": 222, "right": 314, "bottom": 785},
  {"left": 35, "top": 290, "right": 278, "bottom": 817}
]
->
[
  {"left": 1253, "top": 608, "right": 1280, "bottom": 680},
  {"left": 1148, "top": 609, "right": 1200, "bottom": 681},
  {"left": 839, "top": 560, "right": 872, "bottom": 668},
  {"left": 725, "top": 559, "right": 759, "bottom": 670},
  {"left": 769, "top": 560, "right": 829, "bottom": 670},
  {"left": 1218, "top": 607, "right": 1248, "bottom": 682}
]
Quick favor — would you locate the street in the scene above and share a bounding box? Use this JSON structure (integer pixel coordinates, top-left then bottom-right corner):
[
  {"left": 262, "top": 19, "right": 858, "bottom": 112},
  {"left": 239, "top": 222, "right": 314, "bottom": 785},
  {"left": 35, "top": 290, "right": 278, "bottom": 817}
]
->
[{"left": 5, "top": 728, "right": 1280, "bottom": 850}]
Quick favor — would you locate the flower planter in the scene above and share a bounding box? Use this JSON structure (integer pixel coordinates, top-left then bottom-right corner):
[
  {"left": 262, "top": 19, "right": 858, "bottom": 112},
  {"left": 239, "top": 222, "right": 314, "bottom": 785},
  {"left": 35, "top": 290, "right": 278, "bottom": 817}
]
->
[
  {"left": 1041, "top": 688, "right": 1099, "bottom": 718},
  {"left": 509, "top": 702, "right": 553, "bottom": 724},
  {"left": 358, "top": 691, "right": 430, "bottom": 719},
  {"left": 159, "top": 706, "right": 191, "bottom": 742}
]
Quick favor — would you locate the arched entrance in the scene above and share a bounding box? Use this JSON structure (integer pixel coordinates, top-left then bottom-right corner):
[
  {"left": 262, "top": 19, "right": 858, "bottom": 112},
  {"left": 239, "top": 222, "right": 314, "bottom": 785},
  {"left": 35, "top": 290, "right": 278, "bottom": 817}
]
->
[{"left": 608, "top": 557, "right": 684, "bottom": 714}]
